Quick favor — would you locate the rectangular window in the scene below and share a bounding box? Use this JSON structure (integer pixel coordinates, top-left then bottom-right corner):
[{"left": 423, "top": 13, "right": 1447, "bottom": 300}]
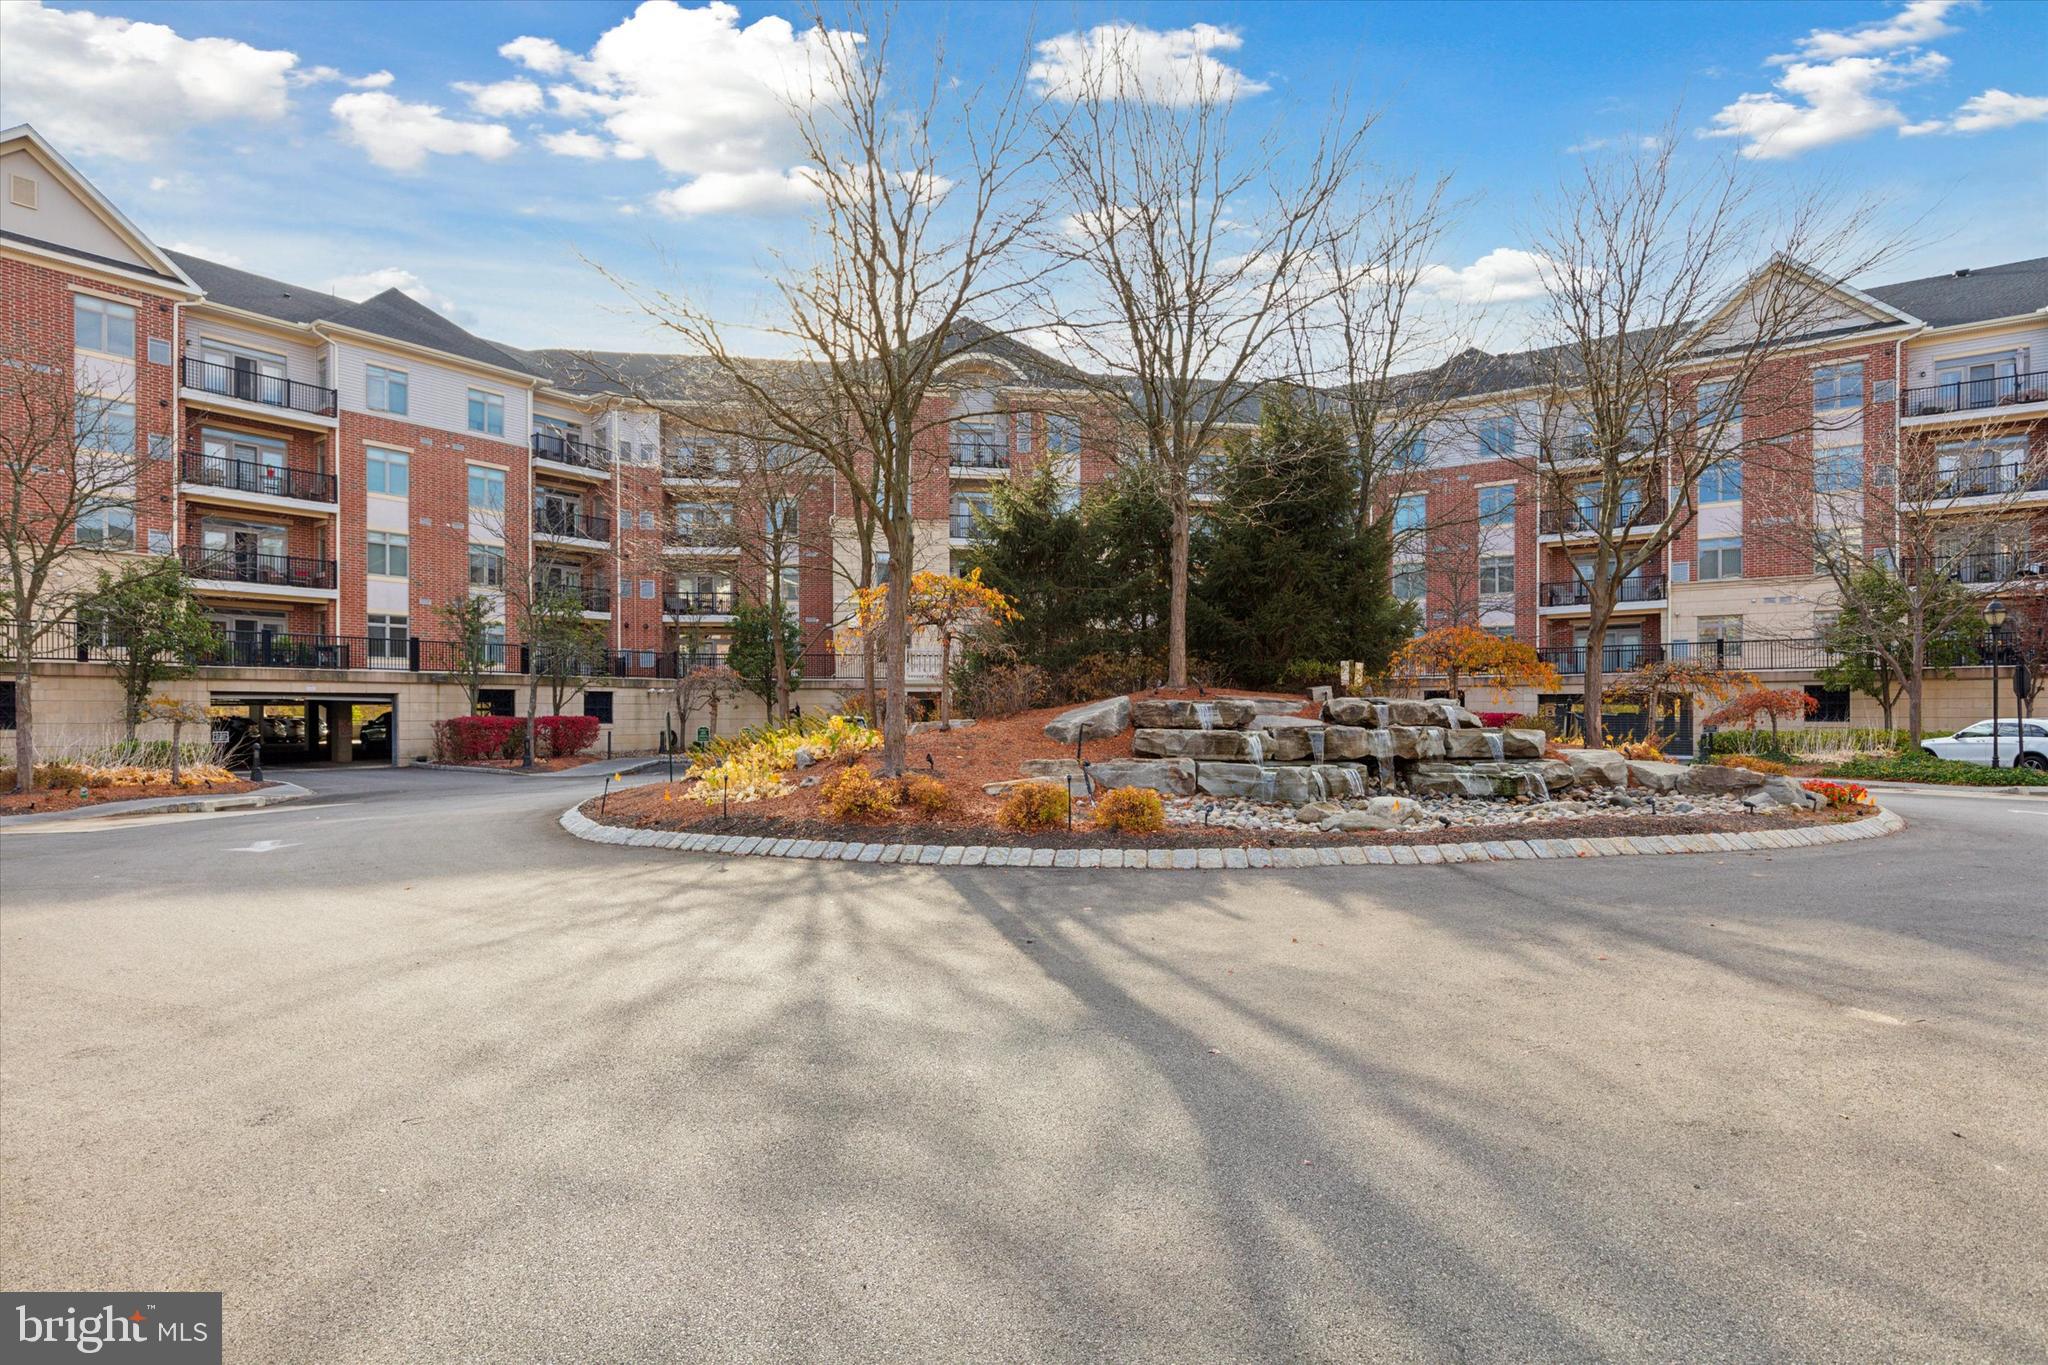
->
[
  {"left": 1392, "top": 563, "right": 1426, "bottom": 601},
  {"left": 1046, "top": 415, "right": 1080, "bottom": 455},
  {"left": 1815, "top": 525, "right": 1864, "bottom": 572},
  {"left": 1697, "top": 614, "right": 1744, "bottom": 644},
  {"left": 76, "top": 396, "right": 137, "bottom": 453},
  {"left": 583, "top": 690, "right": 614, "bottom": 723},
  {"left": 365, "top": 447, "right": 409, "bottom": 497},
  {"left": 1393, "top": 434, "right": 1427, "bottom": 470},
  {"left": 367, "top": 613, "right": 409, "bottom": 660},
  {"left": 466, "top": 388, "right": 505, "bottom": 436},
  {"left": 1698, "top": 458, "right": 1742, "bottom": 503},
  {"left": 366, "top": 530, "right": 409, "bottom": 578},
  {"left": 1805, "top": 685, "right": 1851, "bottom": 724},
  {"left": 1479, "top": 554, "right": 1515, "bottom": 597},
  {"left": 1695, "top": 379, "right": 1741, "bottom": 427},
  {"left": 73, "top": 296, "right": 136, "bottom": 357},
  {"left": 366, "top": 364, "right": 409, "bottom": 415},
  {"left": 1478, "top": 484, "right": 1515, "bottom": 530},
  {"left": 1014, "top": 411, "right": 1033, "bottom": 450},
  {"left": 468, "top": 543, "right": 505, "bottom": 588},
  {"left": 1814, "top": 446, "right": 1863, "bottom": 493},
  {"left": 1392, "top": 493, "right": 1426, "bottom": 535},
  {"left": 1477, "top": 416, "right": 1514, "bottom": 458},
  {"left": 638, "top": 510, "right": 655, "bottom": 531},
  {"left": 467, "top": 464, "right": 506, "bottom": 512},
  {"left": 776, "top": 563, "right": 802, "bottom": 613},
  {"left": 1813, "top": 361, "right": 1865, "bottom": 411},
  {"left": 76, "top": 501, "right": 136, "bottom": 550},
  {"left": 1697, "top": 537, "right": 1743, "bottom": 581}
]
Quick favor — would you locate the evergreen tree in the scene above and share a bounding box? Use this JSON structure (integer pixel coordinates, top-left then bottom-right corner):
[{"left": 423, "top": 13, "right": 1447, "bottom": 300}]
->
[
  {"left": 727, "top": 603, "right": 804, "bottom": 707},
  {"left": 1190, "top": 395, "right": 1414, "bottom": 687}
]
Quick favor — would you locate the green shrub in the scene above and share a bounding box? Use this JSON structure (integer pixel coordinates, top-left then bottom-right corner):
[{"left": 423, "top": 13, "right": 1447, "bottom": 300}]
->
[
  {"left": 997, "top": 781, "right": 1070, "bottom": 832},
  {"left": 1818, "top": 754, "right": 2048, "bottom": 787},
  {"left": 1708, "top": 727, "right": 1939, "bottom": 757},
  {"left": 1092, "top": 785, "right": 1166, "bottom": 834},
  {"left": 820, "top": 766, "right": 896, "bottom": 820},
  {"left": 1278, "top": 659, "right": 1339, "bottom": 692}
]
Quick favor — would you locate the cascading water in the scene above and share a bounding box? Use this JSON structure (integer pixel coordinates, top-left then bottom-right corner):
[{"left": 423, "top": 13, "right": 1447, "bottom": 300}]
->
[
  {"left": 1308, "top": 728, "right": 1327, "bottom": 763},
  {"left": 1374, "top": 702, "right": 1391, "bottom": 728},
  {"left": 1527, "top": 770, "right": 1551, "bottom": 802},
  {"left": 1484, "top": 732, "right": 1504, "bottom": 762},
  {"left": 1437, "top": 700, "right": 1461, "bottom": 729},
  {"left": 1193, "top": 702, "right": 1217, "bottom": 730},
  {"left": 1243, "top": 731, "right": 1265, "bottom": 765}
]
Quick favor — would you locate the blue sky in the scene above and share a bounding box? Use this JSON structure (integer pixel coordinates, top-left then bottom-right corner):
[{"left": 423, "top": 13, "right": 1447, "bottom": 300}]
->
[{"left": 4, "top": 1, "right": 2043, "bottom": 354}]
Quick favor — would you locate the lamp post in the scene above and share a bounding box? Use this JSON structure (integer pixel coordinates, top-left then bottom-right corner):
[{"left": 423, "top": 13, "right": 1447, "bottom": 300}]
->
[{"left": 1984, "top": 597, "right": 2008, "bottom": 769}]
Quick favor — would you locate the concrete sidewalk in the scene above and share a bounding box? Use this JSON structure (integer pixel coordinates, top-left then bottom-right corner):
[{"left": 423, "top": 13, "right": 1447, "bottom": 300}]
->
[{"left": 0, "top": 780, "right": 313, "bottom": 828}]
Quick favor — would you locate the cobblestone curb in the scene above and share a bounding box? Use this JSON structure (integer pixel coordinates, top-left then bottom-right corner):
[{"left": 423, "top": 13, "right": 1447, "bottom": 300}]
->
[{"left": 559, "top": 803, "right": 1905, "bottom": 869}]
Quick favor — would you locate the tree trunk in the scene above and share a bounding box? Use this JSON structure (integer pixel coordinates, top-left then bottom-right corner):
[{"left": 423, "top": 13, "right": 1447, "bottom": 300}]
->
[
  {"left": 771, "top": 601, "right": 790, "bottom": 723},
  {"left": 523, "top": 672, "right": 539, "bottom": 769},
  {"left": 1166, "top": 489, "right": 1191, "bottom": 689},
  {"left": 937, "top": 630, "right": 953, "bottom": 730},
  {"left": 1905, "top": 674, "right": 1924, "bottom": 747},
  {"left": 880, "top": 521, "right": 909, "bottom": 777},
  {"left": 13, "top": 655, "right": 35, "bottom": 793},
  {"left": 1581, "top": 609, "right": 1610, "bottom": 745},
  {"left": 169, "top": 721, "right": 183, "bottom": 785}
]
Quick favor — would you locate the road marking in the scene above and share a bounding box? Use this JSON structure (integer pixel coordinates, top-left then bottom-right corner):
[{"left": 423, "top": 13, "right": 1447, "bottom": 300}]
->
[{"left": 229, "top": 840, "right": 299, "bottom": 853}]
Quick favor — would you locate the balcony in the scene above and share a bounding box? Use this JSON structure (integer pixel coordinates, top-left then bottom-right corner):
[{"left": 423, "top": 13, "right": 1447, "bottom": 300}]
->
[
  {"left": 667, "top": 521, "right": 740, "bottom": 553},
  {"left": 1901, "top": 369, "right": 2048, "bottom": 421},
  {"left": 664, "top": 591, "right": 737, "bottom": 617},
  {"left": 1539, "top": 492, "right": 1667, "bottom": 538},
  {"left": 663, "top": 452, "right": 736, "bottom": 483},
  {"left": 1909, "top": 459, "right": 2048, "bottom": 504},
  {"left": 179, "top": 451, "right": 337, "bottom": 507},
  {"left": 179, "top": 544, "right": 337, "bottom": 593},
  {"left": 181, "top": 357, "right": 338, "bottom": 419},
  {"left": 533, "top": 503, "right": 611, "bottom": 544},
  {"left": 1909, "top": 551, "right": 2042, "bottom": 585},
  {"left": 573, "top": 585, "right": 612, "bottom": 614},
  {"left": 1539, "top": 574, "right": 1667, "bottom": 609},
  {"left": 949, "top": 429, "right": 1010, "bottom": 474},
  {"left": 531, "top": 432, "right": 611, "bottom": 477},
  {"left": 948, "top": 513, "right": 988, "bottom": 540}
]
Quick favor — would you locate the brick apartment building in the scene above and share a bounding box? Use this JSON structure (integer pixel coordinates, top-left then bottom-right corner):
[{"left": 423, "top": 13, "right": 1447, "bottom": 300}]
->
[{"left": 2, "top": 121, "right": 2043, "bottom": 761}]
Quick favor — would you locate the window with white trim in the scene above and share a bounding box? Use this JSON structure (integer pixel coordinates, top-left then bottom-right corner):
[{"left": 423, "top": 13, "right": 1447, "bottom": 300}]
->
[
  {"left": 367, "top": 531, "right": 409, "bottom": 578},
  {"left": 365, "top": 447, "right": 409, "bottom": 496},
  {"left": 466, "top": 388, "right": 505, "bottom": 436},
  {"left": 1813, "top": 361, "right": 1864, "bottom": 411},
  {"left": 73, "top": 296, "right": 136, "bottom": 357},
  {"left": 77, "top": 501, "right": 135, "bottom": 550},
  {"left": 1814, "top": 446, "right": 1863, "bottom": 493},
  {"left": 1479, "top": 554, "right": 1515, "bottom": 597},
  {"left": 367, "top": 365, "right": 409, "bottom": 415},
  {"left": 1697, "top": 537, "right": 1743, "bottom": 580}
]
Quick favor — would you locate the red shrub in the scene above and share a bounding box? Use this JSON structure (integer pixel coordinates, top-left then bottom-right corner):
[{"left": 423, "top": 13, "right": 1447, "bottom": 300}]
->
[
  {"left": 536, "top": 714, "right": 600, "bottom": 758},
  {"left": 1477, "top": 711, "right": 1527, "bottom": 728},
  {"left": 433, "top": 715, "right": 525, "bottom": 762}
]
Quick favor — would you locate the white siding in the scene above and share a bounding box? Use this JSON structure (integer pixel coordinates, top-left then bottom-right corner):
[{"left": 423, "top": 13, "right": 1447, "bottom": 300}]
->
[
  {"left": 331, "top": 338, "right": 532, "bottom": 439},
  {"left": 186, "top": 316, "right": 325, "bottom": 387},
  {"left": 0, "top": 148, "right": 155, "bottom": 273},
  {"left": 1903, "top": 323, "right": 2048, "bottom": 383}
]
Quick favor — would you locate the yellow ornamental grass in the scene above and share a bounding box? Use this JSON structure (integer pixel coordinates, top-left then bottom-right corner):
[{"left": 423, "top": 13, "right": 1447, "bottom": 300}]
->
[{"left": 685, "top": 714, "right": 879, "bottom": 806}]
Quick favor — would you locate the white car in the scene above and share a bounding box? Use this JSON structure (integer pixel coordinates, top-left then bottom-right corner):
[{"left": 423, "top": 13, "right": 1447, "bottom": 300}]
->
[{"left": 1921, "top": 719, "right": 2048, "bottom": 771}]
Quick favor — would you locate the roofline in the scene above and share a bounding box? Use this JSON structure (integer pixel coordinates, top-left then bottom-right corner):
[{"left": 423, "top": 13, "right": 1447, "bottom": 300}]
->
[
  {"left": 1910, "top": 309, "right": 2048, "bottom": 339},
  {"left": 1, "top": 123, "right": 201, "bottom": 293},
  {"left": 186, "top": 299, "right": 325, "bottom": 343},
  {"left": 0, "top": 237, "right": 200, "bottom": 299},
  {"left": 310, "top": 320, "right": 545, "bottom": 387}
]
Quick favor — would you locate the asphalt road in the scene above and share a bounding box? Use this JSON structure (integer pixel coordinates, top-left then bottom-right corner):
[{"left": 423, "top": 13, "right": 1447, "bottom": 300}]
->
[{"left": 2, "top": 767, "right": 2043, "bottom": 1361}]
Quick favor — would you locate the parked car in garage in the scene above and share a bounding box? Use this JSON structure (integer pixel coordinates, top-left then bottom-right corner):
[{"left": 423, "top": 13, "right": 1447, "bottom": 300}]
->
[{"left": 1921, "top": 719, "right": 2048, "bottom": 770}]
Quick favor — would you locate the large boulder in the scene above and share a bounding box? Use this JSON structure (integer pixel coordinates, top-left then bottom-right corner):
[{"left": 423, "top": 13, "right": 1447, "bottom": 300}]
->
[
  {"left": 1408, "top": 761, "right": 1520, "bottom": 799},
  {"left": 1130, "top": 698, "right": 1258, "bottom": 730},
  {"left": 1680, "top": 764, "right": 1766, "bottom": 795},
  {"left": 1625, "top": 759, "right": 1688, "bottom": 792},
  {"left": 1086, "top": 758, "right": 1196, "bottom": 797},
  {"left": 1532, "top": 758, "right": 1577, "bottom": 792},
  {"left": 1020, "top": 758, "right": 1086, "bottom": 781},
  {"left": 1564, "top": 748, "right": 1629, "bottom": 789},
  {"left": 1254, "top": 728, "right": 1313, "bottom": 763},
  {"left": 1321, "top": 696, "right": 1387, "bottom": 727},
  {"left": 1383, "top": 726, "right": 1448, "bottom": 761},
  {"left": 1132, "top": 728, "right": 1261, "bottom": 760},
  {"left": 1271, "top": 765, "right": 1372, "bottom": 805},
  {"left": 1321, "top": 794, "right": 1431, "bottom": 832},
  {"left": 1501, "top": 728, "right": 1546, "bottom": 759},
  {"left": 1386, "top": 699, "right": 1447, "bottom": 727},
  {"left": 1221, "top": 697, "right": 1308, "bottom": 717},
  {"left": 1323, "top": 726, "right": 1392, "bottom": 762},
  {"left": 1193, "top": 763, "right": 1271, "bottom": 799},
  {"left": 1043, "top": 696, "right": 1129, "bottom": 744},
  {"left": 1446, "top": 729, "right": 1508, "bottom": 760},
  {"left": 1250, "top": 714, "right": 1322, "bottom": 731},
  {"left": 1745, "top": 775, "right": 1823, "bottom": 811}
]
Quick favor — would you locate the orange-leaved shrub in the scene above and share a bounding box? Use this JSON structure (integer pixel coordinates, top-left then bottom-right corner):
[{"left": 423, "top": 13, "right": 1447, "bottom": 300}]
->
[
  {"left": 895, "top": 774, "right": 953, "bottom": 815},
  {"left": 997, "top": 781, "right": 1069, "bottom": 832},
  {"left": 1092, "top": 785, "right": 1166, "bottom": 834},
  {"left": 821, "top": 765, "right": 894, "bottom": 821}
]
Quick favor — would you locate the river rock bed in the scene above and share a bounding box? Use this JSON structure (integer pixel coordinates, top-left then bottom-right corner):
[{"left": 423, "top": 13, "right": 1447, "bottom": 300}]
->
[{"left": 1166, "top": 787, "right": 1750, "bottom": 833}]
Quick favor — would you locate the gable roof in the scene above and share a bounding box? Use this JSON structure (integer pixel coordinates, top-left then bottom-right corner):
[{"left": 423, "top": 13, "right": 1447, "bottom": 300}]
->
[
  {"left": 0, "top": 124, "right": 198, "bottom": 291},
  {"left": 166, "top": 251, "right": 353, "bottom": 325}
]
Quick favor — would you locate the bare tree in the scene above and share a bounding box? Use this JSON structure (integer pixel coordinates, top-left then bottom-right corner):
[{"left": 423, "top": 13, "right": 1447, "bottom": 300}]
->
[
  {"left": 1504, "top": 133, "right": 1897, "bottom": 740},
  {"left": 1804, "top": 415, "right": 2047, "bottom": 742},
  {"left": 1036, "top": 34, "right": 1367, "bottom": 687},
  {"left": 594, "top": 3, "right": 1046, "bottom": 774},
  {"left": 1, "top": 339, "right": 149, "bottom": 791}
]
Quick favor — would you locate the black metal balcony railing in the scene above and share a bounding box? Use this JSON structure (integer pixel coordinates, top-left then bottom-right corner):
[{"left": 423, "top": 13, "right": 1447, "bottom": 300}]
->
[
  {"left": 179, "top": 451, "right": 338, "bottom": 504},
  {"left": 201, "top": 632, "right": 361, "bottom": 670},
  {"left": 1916, "top": 459, "right": 2048, "bottom": 500},
  {"left": 1539, "top": 493, "right": 1668, "bottom": 537},
  {"left": 663, "top": 453, "right": 734, "bottom": 480},
  {"left": 1539, "top": 574, "right": 1668, "bottom": 608},
  {"left": 533, "top": 504, "right": 611, "bottom": 541},
  {"left": 531, "top": 432, "right": 611, "bottom": 469},
  {"left": 949, "top": 430, "right": 1010, "bottom": 469},
  {"left": 664, "top": 591, "right": 737, "bottom": 615},
  {"left": 1901, "top": 368, "right": 2048, "bottom": 418},
  {"left": 539, "top": 583, "right": 611, "bottom": 613},
  {"left": 948, "top": 513, "right": 988, "bottom": 540},
  {"left": 1539, "top": 634, "right": 2025, "bottom": 676},
  {"left": 179, "top": 543, "right": 337, "bottom": 591},
  {"left": 1919, "top": 551, "right": 2037, "bottom": 584},
  {"left": 671, "top": 520, "right": 739, "bottom": 548},
  {"left": 181, "top": 357, "right": 337, "bottom": 416}
]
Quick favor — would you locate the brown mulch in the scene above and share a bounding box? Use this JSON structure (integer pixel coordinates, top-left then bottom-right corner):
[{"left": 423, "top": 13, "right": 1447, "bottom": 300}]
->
[
  {"left": 0, "top": 779, "right": 268, "bottom": 816},
  {"left": 587, "top": 686, "right": 1865, "bottom": 847}
]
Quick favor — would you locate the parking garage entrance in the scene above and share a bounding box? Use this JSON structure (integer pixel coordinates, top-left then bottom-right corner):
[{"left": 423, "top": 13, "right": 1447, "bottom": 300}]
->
[{"left": 209, "top": 691, "right": 399, "bottom": 768}]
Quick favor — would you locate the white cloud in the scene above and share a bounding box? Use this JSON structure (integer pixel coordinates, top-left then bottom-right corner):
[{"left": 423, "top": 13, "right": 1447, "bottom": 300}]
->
[
  {"left": 498, "top": 1, "right": 857, "bottom": 215},
  {"left": 1564, "top": 134, "right": 1662, "bottom": 154},
  {"left": 1030, "top": 22, "right": 1269, "bottom": 105},
  {"left": 653, "top": 167, "right": 822, "bottom": 217},
  {"left": 1704, "top": 51, "right": 1947, "bottom": 158},
  {"left": 1419, "top": 248, "right": 1550, "bottom": 304},
  {"left": 163, "top": 240, "right": 242, "bottom": 266},
  {"left": 349, "top": 70, "right": 396, "bottom": 90},
  {"left": 0, "top": 0, "right": 296, "bottom": 159},
  {"left": 540, "top": 130, "right": 611, "bottom": 159},
  {"left": 292, "top": 65, "right": 392, "bottom": 90},
  {"left": 327, "top": 267, "right": 464, "bottom": 320},
  {"left": 454, "top": 79, "right": 544, "bottom": 117},
  {"left": 1902, "top": 88, "right": 2048, "bottom": 135},
  {"left": 1772, "top": 0, "right": 1966, "bottom": 62},
  {"left": 329, "top": 91, "right": 517, "bottom": 173}
]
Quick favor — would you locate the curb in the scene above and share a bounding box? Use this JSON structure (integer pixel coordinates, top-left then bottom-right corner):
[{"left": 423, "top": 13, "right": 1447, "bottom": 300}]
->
[
  {"left": 408, "top": 756, "right": 669, "bottom": 779},
  {"left": 557, "top": 802, "right": 1906, "bottom": 871},
  {"left": 0, "top": 781, "right": 314, "bottom": 829},
  {"left": 1852, "top": 780, "right": 2048, "bottom": 798}
]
